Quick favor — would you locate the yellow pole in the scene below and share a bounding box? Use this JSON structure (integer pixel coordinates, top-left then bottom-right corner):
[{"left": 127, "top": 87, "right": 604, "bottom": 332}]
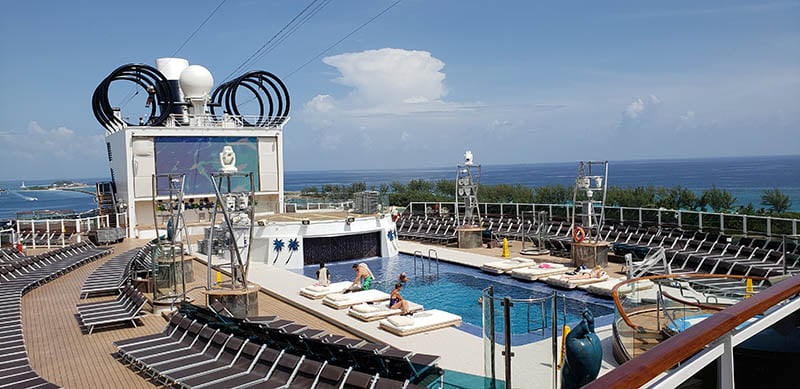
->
[
  {"left": 745, "top": 278, "right": 753, "bottom": 298},
  {"left": 559, "top": 325, "right": 571, "bottom": 369},
  {"left": 502, "top": 238, "right": 509, "bottom": 258},
  {"left": 216, "top": 271, "right": 222, "bottom": 285}
]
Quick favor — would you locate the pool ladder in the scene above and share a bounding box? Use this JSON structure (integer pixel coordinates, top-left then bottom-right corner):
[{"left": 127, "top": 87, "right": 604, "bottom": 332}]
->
[{"left": 413, "top": 249, "right": 439, "bottom": 277}]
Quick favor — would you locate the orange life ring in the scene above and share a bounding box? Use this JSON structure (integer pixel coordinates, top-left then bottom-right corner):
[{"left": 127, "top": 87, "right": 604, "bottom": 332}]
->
[{"left": 573, "top": 226, "right": 586, "bottom": 243}]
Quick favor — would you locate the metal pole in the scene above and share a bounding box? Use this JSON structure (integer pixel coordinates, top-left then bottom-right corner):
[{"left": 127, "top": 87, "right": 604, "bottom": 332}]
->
[
  {"left": 503, "top": 297, "right": 513, "bottom": 389},
  {"left": 552, "top": 292, "right": 558, "bottom": 389},
  {"left": 783, "top": 235, "right": 788, "bottom": 276},
  {"left": 488, "top": 286, "right": 496, "bottom": 389}
]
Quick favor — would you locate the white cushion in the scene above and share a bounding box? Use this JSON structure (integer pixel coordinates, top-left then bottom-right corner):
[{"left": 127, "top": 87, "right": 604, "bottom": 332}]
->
[
  {"left": 327, "top": 293, "right": 348, "bottom": 301},
  {"left": 387, "top": 316, "right": 414, "bottom": 327},
  {"left": 351, "top": 304, "right": 381, "bottom": 313},
  {"left": 307, "top": 285, "right": 326, "bottom": 292}
]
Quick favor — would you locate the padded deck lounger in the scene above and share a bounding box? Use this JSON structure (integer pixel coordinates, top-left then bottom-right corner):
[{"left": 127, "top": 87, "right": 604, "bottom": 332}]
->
[
  {"left": 480, "top": 257, "right": 536, "bottom": 274},
  {"left": 322, "top": 290, "right": 391, "bottom": 309},
  {"left": 299, "top": 281, "right": 352, "bottom": 299},
  {"left": 545, "top": 273, "right": 610, "bottom": 289},
  {"left": 584, "top": 278, "right": 654, "bottom": 297},
  {"left": 378, "top": 309, "right": 462, "bottom": 336},
  {"left": 509, "top": 263, "right": 569, "bottom": 281},
  {"left": 347, "top": 301, "right": 424, "bottom": 321},
  {"left": 190, "top": 348, "right": 286, "bottom": 389}
]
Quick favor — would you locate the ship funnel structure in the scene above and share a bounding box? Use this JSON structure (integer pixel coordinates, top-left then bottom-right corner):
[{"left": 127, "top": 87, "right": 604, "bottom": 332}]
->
[
  {"left": 93, "top": 59, "right": 290, "bottom": 134},
  {"left": 155, "top": 58, "right": 189, "bottom": 118}
]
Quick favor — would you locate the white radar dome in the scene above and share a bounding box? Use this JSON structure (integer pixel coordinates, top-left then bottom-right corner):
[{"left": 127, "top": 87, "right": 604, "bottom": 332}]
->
[{"left": 179, "top": 65, "right": 214, "bottom": 99}]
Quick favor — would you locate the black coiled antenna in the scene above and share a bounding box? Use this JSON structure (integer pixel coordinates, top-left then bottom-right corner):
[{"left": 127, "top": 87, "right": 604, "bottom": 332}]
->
[
  {"left": 210, "top": 70, "right": 290, "bottom": 127},
  {"left": 92, "top": 64, "right": 173, "bottom": 134}
]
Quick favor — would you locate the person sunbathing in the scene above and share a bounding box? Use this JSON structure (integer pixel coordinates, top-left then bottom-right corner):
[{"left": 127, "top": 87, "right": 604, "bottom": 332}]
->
[
  {"left": 563, "top": 266, "right": 606, "bottom": 281},
  {"left": 389, "top": 282, "right": 411, "bottom": 315}
]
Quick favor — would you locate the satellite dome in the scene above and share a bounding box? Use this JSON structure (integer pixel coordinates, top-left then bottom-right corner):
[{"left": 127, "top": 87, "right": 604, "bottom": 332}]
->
[{"left": 179, "top": 65, "right": 214, "bottom": 99}]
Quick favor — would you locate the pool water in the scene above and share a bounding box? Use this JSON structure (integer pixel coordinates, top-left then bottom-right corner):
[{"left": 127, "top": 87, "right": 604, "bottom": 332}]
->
[{"left": 295, "top": 254, "right": 614, "bottom": 343}]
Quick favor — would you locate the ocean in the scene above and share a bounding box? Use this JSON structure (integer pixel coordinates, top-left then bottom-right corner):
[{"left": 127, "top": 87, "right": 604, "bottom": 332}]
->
[{"left": 1, "top": 155, "right": 797, "bottom": 220}]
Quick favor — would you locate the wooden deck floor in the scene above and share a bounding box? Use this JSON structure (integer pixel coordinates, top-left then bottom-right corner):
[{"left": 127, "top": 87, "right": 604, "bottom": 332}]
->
[{"left": 20, "top": 240, "right": 359, "bottom": 389}]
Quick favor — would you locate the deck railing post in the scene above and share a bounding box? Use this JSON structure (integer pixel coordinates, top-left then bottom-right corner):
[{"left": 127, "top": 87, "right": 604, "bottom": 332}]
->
[
  {"left": 719, "top": 335, "right": 735, "bottom": 389},
  {"left": 503, "top": 297, "right": 513, "bottom": 389},
  {"left": 552, "top": 292, "right": 558, "bottom": 389},
  {"left": 766, "top": 217, "right": 772, "bottom": 237},
  {"left": 31, "top": 220, "right": 36, "bottom": 250},
  {"left": 743, "top": 216, "right": 748, "bottom": 236}
]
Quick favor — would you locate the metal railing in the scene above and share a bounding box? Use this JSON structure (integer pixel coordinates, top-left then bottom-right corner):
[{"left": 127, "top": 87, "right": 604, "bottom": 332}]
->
[
  {"left": 12, "top": 212, "right": 128, "bottom": 249},
  {"left": 406, "top": 202, "right": 799, "bottom": 237},
  {"left": 412, "top": 249, "right": 439, "bottom": 277},
  {"left": 286, "top": 201, "right": 354, "bottom": 212},
  {"left": 162, "top": 113, "right": 289, "bottom": 128},
  {"left": 589, "top": 275, "right": 800, "bottom": 388}
]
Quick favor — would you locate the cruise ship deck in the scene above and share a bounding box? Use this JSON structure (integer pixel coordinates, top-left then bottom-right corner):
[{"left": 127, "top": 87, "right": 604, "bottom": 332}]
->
[{"left": 15, "top": 239, "right": 621, "bottom": 388}]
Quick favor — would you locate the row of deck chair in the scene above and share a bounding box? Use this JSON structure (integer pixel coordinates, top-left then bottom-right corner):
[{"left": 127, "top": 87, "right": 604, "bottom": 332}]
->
[
  {"left": 79, "top": 244, "right": 153, "bottom": 298},
  {"left": 116, "top": 313, "right": 430, "bottom": 388},
  {"left": 1, "top": 242, "right": 109, "bottom": 286},
  {"left": 16, "top": 231, "right": 78, "bottom": 247},
  {"left": 77, "top": 285, "right": 149, "bottom": 334},
  {"left": 197, "top": 303, "right": 441, "bottom": 385},
  {"left": 0, "top": 242, "right": 111, "bottom": 388}
]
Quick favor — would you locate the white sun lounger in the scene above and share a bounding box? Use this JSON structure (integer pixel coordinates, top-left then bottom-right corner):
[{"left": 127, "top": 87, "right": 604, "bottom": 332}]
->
[
  {"left": 347, "top": 301, "right": 424, "bottom": 322},
  {"left": 509, "top": 263, "right": 569, "bottom": 281},
  {"left": 480, "top": 257, "right": 536, "bottom": 274},
  {"left": 378, "top": 309, "right": 462, "bottom": 336},
  {"left": 299, "top": 281, "right": 352, "bottom": 299},
  {"left": 322, "top": 289, "right": 391, "bottom": 309},
  {"left": 545, "top": 273, "right": 610, "bottom": 289},
  {"left": 585, "top": 278, "right": 655, "bottom": 297}
]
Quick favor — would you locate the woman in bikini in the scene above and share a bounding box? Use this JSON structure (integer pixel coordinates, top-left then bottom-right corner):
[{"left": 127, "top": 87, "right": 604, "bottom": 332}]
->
[{"left": 389, "top": 282, "right": 411, "bottom": 315}]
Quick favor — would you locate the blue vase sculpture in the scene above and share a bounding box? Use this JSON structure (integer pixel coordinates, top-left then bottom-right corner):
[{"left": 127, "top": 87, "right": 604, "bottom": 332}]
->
[{"left": 562, "top": 309, "right": 603, "bottom": 389}]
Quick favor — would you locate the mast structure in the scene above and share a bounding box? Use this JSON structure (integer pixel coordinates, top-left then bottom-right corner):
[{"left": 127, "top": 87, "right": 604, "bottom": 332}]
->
[
  {"left": 455, "top": 151, "right": 481, "bottom": 225},
  {"left": 570, "top": 161, "right": 609, "bottom": 243}
]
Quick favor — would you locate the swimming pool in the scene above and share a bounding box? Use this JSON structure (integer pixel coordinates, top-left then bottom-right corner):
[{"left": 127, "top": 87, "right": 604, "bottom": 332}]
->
[{"left": 295, "top": 254, "right": 615, "bottom": 343}]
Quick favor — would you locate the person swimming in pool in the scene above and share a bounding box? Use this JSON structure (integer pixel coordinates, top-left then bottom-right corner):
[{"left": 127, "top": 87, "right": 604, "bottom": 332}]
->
[
  {"left": 389, "top": 282, "right": 411, "bottom": 315},
  {"left": 343, "top": 263, "right": 374, "bottom": 293}
]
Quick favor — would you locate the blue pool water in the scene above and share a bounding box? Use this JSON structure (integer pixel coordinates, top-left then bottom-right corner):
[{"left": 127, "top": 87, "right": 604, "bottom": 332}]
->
[{"left": 295, "top": 254, "right": 615, "bottom": 344}]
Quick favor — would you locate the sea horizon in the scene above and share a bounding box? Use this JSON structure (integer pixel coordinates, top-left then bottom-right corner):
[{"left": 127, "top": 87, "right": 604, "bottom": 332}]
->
[{"left": 1, "top": 154, "right": 798, "bottom": 219}]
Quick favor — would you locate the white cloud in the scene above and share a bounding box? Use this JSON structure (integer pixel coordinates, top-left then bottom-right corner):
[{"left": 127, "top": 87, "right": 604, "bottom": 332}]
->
[
  {"left": 305, "top": 94, "right": 335, "bottom": 113},
  {"left": 624, "top": 98, "right": 646, "bottom": 119},
  {"left": 679, "top": 110, "right": 697, "bottom": 129},
  {"left": 305, "top": 48, "right": 455, "bottom": 116},
  {"left": 624, "top": 95, "right": 661, "bottom": 119},
  {"left": 4, "top": 121, "right": 104, "bottom": 161}
]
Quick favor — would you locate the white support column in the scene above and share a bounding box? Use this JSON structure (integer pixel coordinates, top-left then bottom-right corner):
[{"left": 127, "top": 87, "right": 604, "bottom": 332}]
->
[
  {"left": 76, "top": 220, "right": 81, "bottom": 243},
  {"left": 31, "top": 220, "right": 36, "bottom": 250},
  {"left": 60, "top": 220, "right": 65, "bottom": 247},
  {"left": 719, "top": 335, "right": 735, "bottom": 389},
  {"left": 46, "top": 221, "right": 51, "bottom": 249}
]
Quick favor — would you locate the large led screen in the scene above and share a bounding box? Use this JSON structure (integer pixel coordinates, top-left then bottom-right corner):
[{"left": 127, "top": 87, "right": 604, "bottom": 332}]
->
[{"left": 154, "top": 136, "right": 259, "bottom": 195}]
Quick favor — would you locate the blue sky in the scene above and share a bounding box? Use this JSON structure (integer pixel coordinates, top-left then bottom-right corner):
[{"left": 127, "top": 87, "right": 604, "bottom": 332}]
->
[{"left": 0, "top": 0, "right": 798, "bottom": 180}]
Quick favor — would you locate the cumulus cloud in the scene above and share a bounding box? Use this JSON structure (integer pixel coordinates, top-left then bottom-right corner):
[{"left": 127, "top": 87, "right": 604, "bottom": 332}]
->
[
  {"left": 304, "top": 48, "right": 461, "bottom": 116},
  {"left": 678, "top": 110, "right": 697, "bottom": 130},
  {"left": 4, "top": 121, "right": 104, "bottom": 161},
  {"left": 0, "top": 121, "right": 108, "bottom": 179},
  {"left": 623, "top": 95, "right": 661, "bottom": 119},
  {"left": 619, "top": 94, "right": 661, "bottom": 130}
]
